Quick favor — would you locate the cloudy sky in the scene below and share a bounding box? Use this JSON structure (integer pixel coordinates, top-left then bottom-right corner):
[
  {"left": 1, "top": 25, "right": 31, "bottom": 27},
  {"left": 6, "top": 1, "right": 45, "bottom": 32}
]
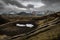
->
[{"left": 0, "top": 0, "right": 60, "bottom": 13}]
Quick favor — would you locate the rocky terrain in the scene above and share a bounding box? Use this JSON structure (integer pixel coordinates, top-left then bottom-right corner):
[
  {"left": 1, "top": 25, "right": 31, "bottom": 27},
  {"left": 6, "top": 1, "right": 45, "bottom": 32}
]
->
[{"left": 0, "top": 12, "right": 60, "bottom": 40}]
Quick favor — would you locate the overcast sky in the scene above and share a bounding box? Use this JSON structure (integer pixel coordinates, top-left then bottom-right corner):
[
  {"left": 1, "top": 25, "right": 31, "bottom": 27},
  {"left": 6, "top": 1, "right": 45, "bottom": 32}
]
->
[{"left": 0, "top": 0, "right": 60, "bottom": 12}]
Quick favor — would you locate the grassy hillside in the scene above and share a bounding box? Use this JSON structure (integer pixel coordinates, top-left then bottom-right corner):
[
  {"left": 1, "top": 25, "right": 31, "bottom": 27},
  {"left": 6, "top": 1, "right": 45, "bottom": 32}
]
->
[{"left": 0, "top": 13, "right": 60, "bottom": 40}]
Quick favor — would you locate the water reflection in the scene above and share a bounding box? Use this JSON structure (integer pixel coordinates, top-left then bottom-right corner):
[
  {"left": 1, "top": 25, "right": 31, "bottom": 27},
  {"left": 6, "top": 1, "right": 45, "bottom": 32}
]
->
[{"left": 16, "top": 24, "right": 34, "bottom": 28}]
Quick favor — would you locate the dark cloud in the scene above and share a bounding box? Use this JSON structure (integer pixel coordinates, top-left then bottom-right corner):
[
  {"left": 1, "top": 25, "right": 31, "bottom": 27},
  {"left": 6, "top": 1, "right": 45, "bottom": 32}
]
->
[
  {"left": 2, "top": 0, "right": 25, "bottom": 8},
  {"left": 0, "top": 0, "right": 60, "bottom": 12},
  {"left": 19, "top": 0, "right": 41, "bottom": 2},
  {"left": 38, "top": 0, "right": 60, "bottom": 12},
  {"left": 0, "top": 3, "right": 4, "bottom": 9},
  {"left": 42, "top": 0, "right": 60, "bottom": 5},
  {"left": 42, "top": 0, "right": 60, "bottom": 2},
  {"left": 0, "top": 0, "right": 6, "bottom": 10},
  {"left": 27, "top": 4, "right": 34, "bottom": 8}
]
